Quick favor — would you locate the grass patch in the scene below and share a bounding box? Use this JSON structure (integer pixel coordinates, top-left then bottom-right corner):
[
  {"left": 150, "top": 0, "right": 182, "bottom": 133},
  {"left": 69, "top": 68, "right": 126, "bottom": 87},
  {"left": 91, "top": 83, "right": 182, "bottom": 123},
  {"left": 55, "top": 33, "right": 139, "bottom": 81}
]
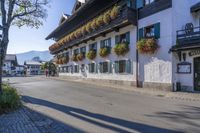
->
[{"left": 0, "top": 84, "right": 21, "bottom": 114}]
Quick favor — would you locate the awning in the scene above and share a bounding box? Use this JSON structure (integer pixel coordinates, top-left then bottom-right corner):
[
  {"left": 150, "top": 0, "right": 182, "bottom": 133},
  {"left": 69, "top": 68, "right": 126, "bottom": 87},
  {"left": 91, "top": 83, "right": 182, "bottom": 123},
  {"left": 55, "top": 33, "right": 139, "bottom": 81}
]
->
[
  {"left": 170, "top": 43, "right": 200, "bottom": 52},
  {"left": 191, "top": 2, "right": 200, "bottom": 13}
]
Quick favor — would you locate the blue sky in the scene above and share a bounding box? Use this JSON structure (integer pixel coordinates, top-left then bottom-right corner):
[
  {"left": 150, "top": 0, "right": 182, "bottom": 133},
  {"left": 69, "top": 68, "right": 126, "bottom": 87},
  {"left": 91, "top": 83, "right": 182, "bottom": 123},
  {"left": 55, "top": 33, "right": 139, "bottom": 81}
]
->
[{"left": 7, "top": 0, "right": 76, "bottom": 54}]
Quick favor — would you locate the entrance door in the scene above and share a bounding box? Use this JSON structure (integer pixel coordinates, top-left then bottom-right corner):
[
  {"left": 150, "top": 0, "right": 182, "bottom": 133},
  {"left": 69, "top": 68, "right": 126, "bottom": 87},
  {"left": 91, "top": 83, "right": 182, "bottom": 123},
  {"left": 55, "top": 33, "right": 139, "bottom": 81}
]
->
[{"left": 194, "top": 57, "right": 200, "bottom": 91}]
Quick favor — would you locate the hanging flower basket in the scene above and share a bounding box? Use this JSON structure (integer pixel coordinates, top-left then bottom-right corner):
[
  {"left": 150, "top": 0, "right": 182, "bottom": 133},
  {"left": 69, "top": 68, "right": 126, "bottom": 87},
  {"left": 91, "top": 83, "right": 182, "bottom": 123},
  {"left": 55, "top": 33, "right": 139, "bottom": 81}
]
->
[
  {"left": 77, "top": 53, "right": 85, "bottom": 61},
  {"left": 113, "top": 42, "right": 129, "bottom": 56},
  {"left": 91, "top": 19, "right": 98, "bottom": 30},
  {"left": 87, "top": 50, "right": 96, "bottom": 60},
  {"left": 137, "top": 38, "right": 159, "bottom": 54},
  {"left": 86, "top": 22, "right": 92, "bottom": 33},
  {"left": 103, "top": 10, "right": 111, "bottom": 24},
  {"left": 99, "top": 47, "right": 110, "bottom": 57},
  {"left": 110, "top": 5, "right": 120, "bottom": 20},
  {"left": 81, "top": 26, "right": 87, "bottom": 35},
  {"left": 96, "top": 15, "right": 104, "bottom": 27},
  {"left": 62, "top": 57, "right": 69, "bottom": 64},
  {"left": 72, "top": 55, "right": 78, "bottom": 62}
]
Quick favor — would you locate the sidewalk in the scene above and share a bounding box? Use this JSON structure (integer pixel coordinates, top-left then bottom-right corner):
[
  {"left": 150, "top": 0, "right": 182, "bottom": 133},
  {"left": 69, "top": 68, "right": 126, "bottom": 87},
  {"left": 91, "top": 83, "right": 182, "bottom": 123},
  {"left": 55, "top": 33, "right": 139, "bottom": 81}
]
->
[
  {"left": 50, "top": 76, "right": 200, "bottom": 101},
  {"left": 0, "top": 106, "right": 81, "bottom": 133}
]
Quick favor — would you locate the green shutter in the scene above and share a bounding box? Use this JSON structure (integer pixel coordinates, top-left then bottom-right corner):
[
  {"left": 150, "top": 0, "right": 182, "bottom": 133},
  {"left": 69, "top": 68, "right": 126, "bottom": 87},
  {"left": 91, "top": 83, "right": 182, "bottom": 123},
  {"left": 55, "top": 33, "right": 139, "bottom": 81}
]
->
[
  {"left": 115, "top": 61, "right": 119, "bottom": 73},
  {"left": 88, "top": 64, "right": 91, "bottom": 73},
  {"left": 100, "top": 40, "right": 104, "bottom": 48},
  {"left": 126, "top": 60, "right": 132, "bottom": 74},
  {"left": 154, "top": 22, "right": 160, "bottom": 39},
  {"left": 109, "top": 62, "right": 112, "bottom": 73},
  {"left": 115, "top": 35, "right": 120, "bottom": 44},
  {"left": 99, "top": 63, "right": 102, "bottom": 73},
  {"left": 95, "top": 63, "right": 98, "bottom": 73},
  {"left": 126, "top": 32, "right": 130, "bottom": 43},
  {"left": 139, "top": 28, "right": 144, "bottom": 40}
]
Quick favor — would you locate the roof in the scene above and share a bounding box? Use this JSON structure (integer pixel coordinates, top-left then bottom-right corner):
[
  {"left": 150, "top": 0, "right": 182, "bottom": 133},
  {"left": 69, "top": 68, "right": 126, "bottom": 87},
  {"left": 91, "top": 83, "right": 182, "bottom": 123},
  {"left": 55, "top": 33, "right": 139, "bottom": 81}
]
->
[
  {"left": 25, "top": 61, "right": 42, "bottom": 66},
  {"left": 170, "top": 43, "right": 200, "bottom": 52},
  {"left": 191, "top": 2, "right": 200, "bottom": 12},
  {"left": 45, "top": 0, "right": 96, "bottom": 40},
  {"left": 5, "top": 54, "right": 17, "bottom": 61}
]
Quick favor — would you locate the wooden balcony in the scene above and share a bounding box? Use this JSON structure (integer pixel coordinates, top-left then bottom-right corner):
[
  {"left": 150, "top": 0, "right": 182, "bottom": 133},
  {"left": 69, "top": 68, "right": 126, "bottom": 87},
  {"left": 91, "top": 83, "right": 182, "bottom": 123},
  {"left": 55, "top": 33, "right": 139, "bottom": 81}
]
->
[{"left": 50, "top": 5, "right": 137, "bottom": 54}]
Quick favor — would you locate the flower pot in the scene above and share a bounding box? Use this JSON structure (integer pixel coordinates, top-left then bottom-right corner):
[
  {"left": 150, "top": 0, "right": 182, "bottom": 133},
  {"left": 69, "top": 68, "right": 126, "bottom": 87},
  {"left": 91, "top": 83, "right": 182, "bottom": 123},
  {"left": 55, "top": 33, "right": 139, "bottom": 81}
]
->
[
  {"left": 87, "top": 50, "right": 96, "bottom": 60},
  {"left": 96, "top": 15, "right": 104, "bottom": 27},
  {"left": 114, "top": 43, "right": 129, "bottom": 56},
  {"left": 137, "top": 38, "right": 159, "bottom": 54},
  {"left": 110, "top": 6, "right": 120, "bottom": 20},
  {"left": 103, "top": 10, "right": 111, "bottom": 24},
  {"left": 99, "top": 47, "right": 110, "bottom": 57},
  {"left": 77, "top": 53, "right": 84, "bottom": 61}
]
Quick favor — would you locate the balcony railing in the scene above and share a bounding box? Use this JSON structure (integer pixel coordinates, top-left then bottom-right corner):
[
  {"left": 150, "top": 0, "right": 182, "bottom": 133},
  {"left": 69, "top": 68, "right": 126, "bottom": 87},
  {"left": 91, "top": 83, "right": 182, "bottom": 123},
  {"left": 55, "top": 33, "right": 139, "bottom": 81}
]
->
[{"left": 177, "top": 26, "right": 200, "bottom": 45}]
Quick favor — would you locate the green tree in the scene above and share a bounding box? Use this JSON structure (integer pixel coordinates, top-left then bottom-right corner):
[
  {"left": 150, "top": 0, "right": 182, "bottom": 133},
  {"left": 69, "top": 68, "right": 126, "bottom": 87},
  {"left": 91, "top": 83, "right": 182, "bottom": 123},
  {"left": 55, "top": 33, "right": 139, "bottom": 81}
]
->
[
  {"left": 41, "top": 62, "right": 57, "bottom": 73},
  {"left": 0, "top": 0, "right": 49, "bottom": 94}
]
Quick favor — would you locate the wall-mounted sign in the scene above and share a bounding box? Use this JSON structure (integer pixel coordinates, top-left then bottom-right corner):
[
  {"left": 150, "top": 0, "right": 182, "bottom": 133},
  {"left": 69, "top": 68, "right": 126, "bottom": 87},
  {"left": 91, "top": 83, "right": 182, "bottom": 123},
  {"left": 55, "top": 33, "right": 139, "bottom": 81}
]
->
[
  {"left": 177, "top": 62, "right": 191, "bottom": 74},
  {"left": 189, "top": 50, "right": 200, "bottom": 57}
]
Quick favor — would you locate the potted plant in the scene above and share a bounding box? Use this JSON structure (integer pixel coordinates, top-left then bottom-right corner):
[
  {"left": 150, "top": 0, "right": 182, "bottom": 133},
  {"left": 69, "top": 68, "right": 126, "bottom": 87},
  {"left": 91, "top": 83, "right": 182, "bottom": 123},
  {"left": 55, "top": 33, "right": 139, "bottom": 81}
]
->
[
  {"left": 103, "top": 10, "right": 111, "bottom": 24},
  {"left": 96, "top": 15, "right": 104, "bottom": 27},
  {"left": 137, "top": 38, "right": 159, "bottom": 54},
  {"left": 114, "top": 42, "right": 129, "bottom": 56},
  {"left": 87, "top": 50, "right": 96, "bottom": 60},
  {"left": 77, "top": 53, "right": 85, "bottom": 61},
  {"left": 110, "top": 5, "right": 120, "bottom": 20},
  {"left": 99, "top": 47, "right": 110, "bottom": 57}
]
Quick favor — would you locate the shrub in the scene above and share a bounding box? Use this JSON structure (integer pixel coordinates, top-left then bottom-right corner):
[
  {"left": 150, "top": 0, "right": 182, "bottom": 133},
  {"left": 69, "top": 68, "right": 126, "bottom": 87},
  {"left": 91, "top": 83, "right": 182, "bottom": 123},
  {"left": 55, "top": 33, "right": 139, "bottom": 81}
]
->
[
  {"left": 0, "top": 84, "right": 21, "bottom": 114},
  {"left": 87, "top": 50, "right": 96, "bottom": 60},
  {"left": 77, "top": 53, "right": 84, "bottom": 61},
  {"left": 103, "top": 10, "right": 111, "bottom": 24},
  {"left": 110, "top": 5, "right": 120, "bottom": 20},
  {"left": 99, "top": 47, "right": 110, "bottom": 57},
  {"left": 114, "top": 42, "right": 129, "bottom": 56},
  {"left": 96, "top": 15, "right": 104, "bottom": 27},
  {"left": 137, "top": 38, "right": 159, "bottom": 54}
]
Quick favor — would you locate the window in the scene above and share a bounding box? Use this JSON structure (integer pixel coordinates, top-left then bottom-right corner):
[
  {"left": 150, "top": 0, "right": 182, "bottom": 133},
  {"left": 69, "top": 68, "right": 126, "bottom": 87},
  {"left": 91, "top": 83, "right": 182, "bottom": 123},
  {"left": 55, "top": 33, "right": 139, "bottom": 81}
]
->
[
  {"left": 88, "top": 63, "right": 96, "bottom": 73},
  {"left": 145, "top": 0, "right": 155, "bottom": 6},
  {"left": 74, "top": 49, "right": 79, "bottom": 55},
  {"left": 115, "top": 60, "right": 132, "bottom": 74},
  {"left": 145, "top": 25, "right": 155, "bottom": 38},
  {"left": 139, "top": 23, "right": 160, "bottom": 40},
  {"left": 115, "top": 32, "right": 130, "bottom": 44},
  {"left": 80, "top": 46, "right": 86, "bottom": 57},
  {"left": 100, "top": 38, "right": 111, "bottom": 48},
  {"left": 100, "top": 62, "right": 108, "bottom": 73},
  {"left": 66, "top": 66, "right": 70, "bottom": 73},
  {"left": 74, "top": 65, "right": 79, "bottom": 73},
  {"left": 89, "top": 43, "right": 97, "bottom": 51}
]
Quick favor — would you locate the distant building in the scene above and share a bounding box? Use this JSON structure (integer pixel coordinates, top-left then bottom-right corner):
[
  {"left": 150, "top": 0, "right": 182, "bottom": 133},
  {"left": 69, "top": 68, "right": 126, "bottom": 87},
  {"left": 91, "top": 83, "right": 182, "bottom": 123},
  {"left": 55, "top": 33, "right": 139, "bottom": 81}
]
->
[
  {"left": 3, "top": 54, "right": 18, "bottom": 76},
  {"left": 24, "top": 61, "right": 43, "bottom": 75}
]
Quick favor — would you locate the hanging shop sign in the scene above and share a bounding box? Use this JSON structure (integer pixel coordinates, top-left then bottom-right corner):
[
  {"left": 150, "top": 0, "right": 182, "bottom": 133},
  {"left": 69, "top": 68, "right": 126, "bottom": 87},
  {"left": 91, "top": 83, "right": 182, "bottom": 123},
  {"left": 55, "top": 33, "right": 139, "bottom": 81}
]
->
[
  {"left": 188, "top": 50, "right": 200, "bottom": 57},
  {"left": 177, "top": 62, "right": 191, "bottom": 74}
]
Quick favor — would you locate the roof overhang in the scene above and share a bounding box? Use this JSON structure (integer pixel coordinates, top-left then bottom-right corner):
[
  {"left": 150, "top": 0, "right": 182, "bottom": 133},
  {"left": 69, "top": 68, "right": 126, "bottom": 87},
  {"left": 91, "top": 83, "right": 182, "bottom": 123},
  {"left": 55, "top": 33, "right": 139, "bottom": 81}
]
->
[
  {"left": 191, "top": 2, "right": 200, "bottom": 13},
  {"left": 170, "top": 43, "right": 200, "bottom": 52}
]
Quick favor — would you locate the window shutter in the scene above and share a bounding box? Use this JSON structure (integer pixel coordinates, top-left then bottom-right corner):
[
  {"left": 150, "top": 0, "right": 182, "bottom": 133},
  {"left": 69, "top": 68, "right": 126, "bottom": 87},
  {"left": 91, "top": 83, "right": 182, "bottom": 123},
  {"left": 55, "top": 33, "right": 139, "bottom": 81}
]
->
[
  {"left": 78, "top": 65, "right": 80, "bottom": 73},
  {"left": 154, "top": 22, "right": 160, "bottom": 39},
  {"left": 88, "top": 64, "right": 91, "bottom": 73},
  {"left": 100, "top": 40, "right": 104, "bottom": 48},
  {"left": 139, "top": 28, "right": 144, "bottom": 40},
  {"left": 115, "top": 35, "right": 120, "bottom": 44},
  {"left": 109, "top": 62, "right": 112, "bottom": 73},
  {"left": 95, "top": 63, "right": 98, "bottom": 73},
  {"left": 115, "top": 61, "right": 119, "bottom": 73},
  {"left": 126, "top": 32, "right": 130, "bottom": 43},
  {"left": 99, "top": 63, "right": 102, "bottom": 73},
  {"left": 126, "top": 60, "right": 132, "bottom": 74},
  {"left": 137, "top": 0, "right": 144, "bottom": 9}
]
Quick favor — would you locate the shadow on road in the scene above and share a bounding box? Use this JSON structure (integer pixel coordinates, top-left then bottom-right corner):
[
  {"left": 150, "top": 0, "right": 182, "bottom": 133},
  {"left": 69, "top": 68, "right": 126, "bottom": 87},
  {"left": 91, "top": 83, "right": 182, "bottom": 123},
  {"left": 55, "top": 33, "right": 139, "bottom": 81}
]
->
[{"left": 22, "top": 95, "right": 182, "bottom": 133}]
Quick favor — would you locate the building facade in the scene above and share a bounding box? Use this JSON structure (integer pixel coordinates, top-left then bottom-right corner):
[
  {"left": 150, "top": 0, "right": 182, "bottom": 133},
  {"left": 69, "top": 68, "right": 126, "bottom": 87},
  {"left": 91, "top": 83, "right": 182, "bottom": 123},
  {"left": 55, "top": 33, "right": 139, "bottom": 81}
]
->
[
  {"left": 3, "top": 54, "right": 18, "bottom": 76},
  {"left": 24, "top": 61, "right": 43, "bottom": 75},
  {"left": 46, "top": 0, "right": 200, "bottom": 92}
]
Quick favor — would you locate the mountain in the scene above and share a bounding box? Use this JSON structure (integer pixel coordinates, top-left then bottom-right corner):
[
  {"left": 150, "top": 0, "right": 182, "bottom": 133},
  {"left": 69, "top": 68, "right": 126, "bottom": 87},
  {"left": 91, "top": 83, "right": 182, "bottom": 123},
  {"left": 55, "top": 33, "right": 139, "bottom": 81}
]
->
[{"left": 16, "top": 50, "right": 53, "bottom": 65}]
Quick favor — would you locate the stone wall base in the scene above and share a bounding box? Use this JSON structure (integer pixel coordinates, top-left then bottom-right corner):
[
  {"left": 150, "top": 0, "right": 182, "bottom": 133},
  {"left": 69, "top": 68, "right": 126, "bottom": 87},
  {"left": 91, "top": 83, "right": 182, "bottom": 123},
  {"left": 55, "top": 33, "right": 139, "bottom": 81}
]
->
[{"left": 58, "top": 75, "right": 172, "bottom": 91}]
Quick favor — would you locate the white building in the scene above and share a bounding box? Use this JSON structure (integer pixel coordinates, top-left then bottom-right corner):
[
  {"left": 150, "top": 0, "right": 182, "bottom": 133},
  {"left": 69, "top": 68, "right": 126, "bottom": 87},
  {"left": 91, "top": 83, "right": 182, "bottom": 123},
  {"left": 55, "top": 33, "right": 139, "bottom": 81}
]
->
[
  {"left": 3, "top": 54, "right": 18, "bottom": 76},
  {"left": 24, "top": 61, "right": 43, "bottom": 75},
  {"left": 46, "top": 0, "right": 200, "bottom": 92}
]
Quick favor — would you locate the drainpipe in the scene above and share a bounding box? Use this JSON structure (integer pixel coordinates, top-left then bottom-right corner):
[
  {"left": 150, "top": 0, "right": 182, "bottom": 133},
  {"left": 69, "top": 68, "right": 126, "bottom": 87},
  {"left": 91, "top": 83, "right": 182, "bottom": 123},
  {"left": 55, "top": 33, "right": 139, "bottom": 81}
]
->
[{"left": 136, "top": 5, "right": 140, "bottom": 88}]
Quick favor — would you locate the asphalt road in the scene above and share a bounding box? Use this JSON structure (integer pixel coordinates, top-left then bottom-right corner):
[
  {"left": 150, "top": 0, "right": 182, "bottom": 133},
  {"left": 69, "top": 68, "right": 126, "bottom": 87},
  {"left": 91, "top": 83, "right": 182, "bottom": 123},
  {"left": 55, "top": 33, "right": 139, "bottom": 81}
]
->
[{"left": 4, "top": 76, "right": 200, "bottom": 133}]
